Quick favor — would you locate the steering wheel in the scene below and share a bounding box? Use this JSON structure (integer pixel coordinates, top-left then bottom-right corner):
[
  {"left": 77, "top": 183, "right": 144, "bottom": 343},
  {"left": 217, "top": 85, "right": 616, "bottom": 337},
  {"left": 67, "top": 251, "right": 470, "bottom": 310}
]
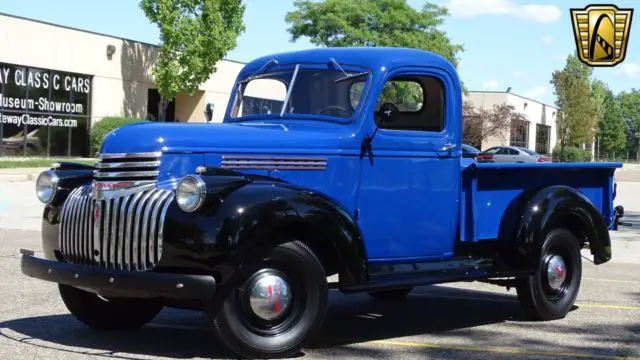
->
[{"left": 319, "top": 105, "right": 351, "bottom": 117}]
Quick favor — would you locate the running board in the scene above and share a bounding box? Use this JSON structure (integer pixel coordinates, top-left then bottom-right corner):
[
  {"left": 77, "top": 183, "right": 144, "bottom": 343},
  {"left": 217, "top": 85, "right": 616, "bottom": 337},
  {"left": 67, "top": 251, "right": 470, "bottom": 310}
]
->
[{"left": 340, "top": 257, "right": 533, "bottom": 293}]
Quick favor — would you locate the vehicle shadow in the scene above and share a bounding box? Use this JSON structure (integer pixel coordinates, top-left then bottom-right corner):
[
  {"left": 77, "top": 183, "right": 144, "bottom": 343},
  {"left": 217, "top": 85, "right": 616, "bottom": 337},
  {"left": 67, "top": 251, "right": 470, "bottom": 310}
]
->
[{"left": 0, "top": 286, "right": 530, "bottom": 359}]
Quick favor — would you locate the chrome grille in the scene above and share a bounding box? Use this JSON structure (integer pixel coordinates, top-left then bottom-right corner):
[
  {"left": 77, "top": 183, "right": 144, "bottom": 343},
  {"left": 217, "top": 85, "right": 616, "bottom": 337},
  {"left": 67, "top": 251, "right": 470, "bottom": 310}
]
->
[
  {"left": 94, "top": 152, "right": 161, "bottom": 186},
  {"left": 59, "top": 184, "right": 174, "bottom": 271}
]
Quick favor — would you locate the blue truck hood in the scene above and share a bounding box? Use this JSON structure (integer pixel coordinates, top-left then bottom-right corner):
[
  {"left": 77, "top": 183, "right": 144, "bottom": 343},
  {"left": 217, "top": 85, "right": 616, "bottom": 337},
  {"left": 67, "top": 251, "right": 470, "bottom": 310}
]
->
[{"left": 99, "top": 121, "right": 347, "bottom": 155}]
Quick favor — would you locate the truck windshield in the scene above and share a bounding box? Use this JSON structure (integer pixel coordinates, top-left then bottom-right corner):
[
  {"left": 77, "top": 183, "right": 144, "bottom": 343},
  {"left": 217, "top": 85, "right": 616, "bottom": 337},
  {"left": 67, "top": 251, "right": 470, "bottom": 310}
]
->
[{"left": 230, "top": 65, "right": 370, "bottom": 120}]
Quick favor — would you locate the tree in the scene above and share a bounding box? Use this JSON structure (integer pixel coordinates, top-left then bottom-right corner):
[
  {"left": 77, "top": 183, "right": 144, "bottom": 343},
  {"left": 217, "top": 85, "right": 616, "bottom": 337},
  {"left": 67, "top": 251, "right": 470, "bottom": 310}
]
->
[
  {"left": 550, "top": 54, "right": 597, "bottom": 161},
  {"left": 462, "top": 101, "right": 526, "bottom": 149},
  {"left": 140, "top": 0, "right": 246, "bottom": 121},
  {"left": 284, "top": 0, "right": 464, "bottom": 68},
  {"left": 617, "top": 89, "right": 640, "bottom": 158},
  {"left": 597, "top": 90, "right": 627, "bottom": 157},
  {"left": 590, "top": 79, "right": 607, "bottom": 134}
]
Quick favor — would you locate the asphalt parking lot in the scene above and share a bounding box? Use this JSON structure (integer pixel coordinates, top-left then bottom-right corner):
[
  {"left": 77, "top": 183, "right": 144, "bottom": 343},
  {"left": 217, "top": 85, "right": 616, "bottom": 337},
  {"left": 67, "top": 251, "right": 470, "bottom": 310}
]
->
[{"left": 0, "top": 174, "right": 638, "bottom": 360}]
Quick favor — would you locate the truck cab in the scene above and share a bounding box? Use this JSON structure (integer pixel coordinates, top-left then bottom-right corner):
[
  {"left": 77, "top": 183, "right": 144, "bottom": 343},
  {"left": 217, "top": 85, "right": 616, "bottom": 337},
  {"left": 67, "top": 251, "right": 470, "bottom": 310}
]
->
[{"left": 21, "top": 47, "right": 624, "bottom": 359}]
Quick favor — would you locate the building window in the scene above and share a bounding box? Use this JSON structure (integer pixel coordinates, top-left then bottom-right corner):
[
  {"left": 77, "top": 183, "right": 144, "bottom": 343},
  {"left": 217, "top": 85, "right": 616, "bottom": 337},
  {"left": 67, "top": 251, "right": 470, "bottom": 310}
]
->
[
  {"left": 0, "top": 62, "right": 92, "bottom": 157},
  {"left": 535, "top": 124, "right": 550, "bottom": 154},
  {"left": 510, "top": 119, "right": 529, "bottom": 148}
]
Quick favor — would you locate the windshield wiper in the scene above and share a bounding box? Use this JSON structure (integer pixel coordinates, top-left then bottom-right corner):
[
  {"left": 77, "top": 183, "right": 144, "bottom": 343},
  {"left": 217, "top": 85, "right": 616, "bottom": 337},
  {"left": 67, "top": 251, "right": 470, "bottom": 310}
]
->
[
  {"left": 241, "top": 58, "right": 279, "bottom": 83},
  {"left": 330, "top": 57, "right": 369, "bottom": 83},
  {"left": 335, "top": 71, "right": 369, "bottom": 83}
]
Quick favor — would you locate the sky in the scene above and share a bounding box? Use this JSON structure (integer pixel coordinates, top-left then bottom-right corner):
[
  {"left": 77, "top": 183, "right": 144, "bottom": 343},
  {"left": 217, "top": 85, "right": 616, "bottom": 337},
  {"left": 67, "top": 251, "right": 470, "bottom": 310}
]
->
[{"left": 1, "top": 0, "right": 638, "bottom": 106}]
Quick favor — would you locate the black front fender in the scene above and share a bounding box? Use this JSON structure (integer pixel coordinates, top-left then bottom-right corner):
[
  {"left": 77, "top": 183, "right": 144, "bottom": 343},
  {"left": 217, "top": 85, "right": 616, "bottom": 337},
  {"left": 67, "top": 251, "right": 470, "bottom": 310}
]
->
[
  {"left": 160, "top": 171, "right": 368, "bottom": 288},
  {"left": 508, "top": 185, "right": 611, "bottom": 268}
]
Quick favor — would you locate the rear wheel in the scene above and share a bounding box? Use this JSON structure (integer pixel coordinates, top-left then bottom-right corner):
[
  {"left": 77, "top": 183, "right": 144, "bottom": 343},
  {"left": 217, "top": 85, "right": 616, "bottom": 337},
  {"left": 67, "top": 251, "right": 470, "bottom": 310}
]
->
[
  {"left": 516, "top": 227, "right": 582, "bottom": 320},
  {"left": 59, "top": 284, "right": 163, "bottom": 331},
  {"left": 211, "top": 241, "right": 328, "bottom": 359},
  {"left": 368, "top": 287, "right": 413, "bottom": 301}
]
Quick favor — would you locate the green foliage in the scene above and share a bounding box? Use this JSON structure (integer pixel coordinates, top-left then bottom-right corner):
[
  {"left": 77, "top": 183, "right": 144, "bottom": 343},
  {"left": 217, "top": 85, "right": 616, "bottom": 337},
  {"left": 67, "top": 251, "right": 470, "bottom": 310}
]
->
[
  {"left": 140, "top": 0, "right": 246, "bottom": 119},
  {"left": 284, "top": 0, "right": 464, "bottom": 88},
  {"left": 597, "top": 90, "right": 627, "bottom": 155},
  {"left": 552, "top": 144, "right": 592, "bottom": 162},
  {"left": 618, "top": 89, "right": 640, "bottom": 158},
  {"left": 90, "top": 117, "right": 146, "bottom": 155},
  {"left": 550, "top": 54, "right": 598, "bottom": 161}
]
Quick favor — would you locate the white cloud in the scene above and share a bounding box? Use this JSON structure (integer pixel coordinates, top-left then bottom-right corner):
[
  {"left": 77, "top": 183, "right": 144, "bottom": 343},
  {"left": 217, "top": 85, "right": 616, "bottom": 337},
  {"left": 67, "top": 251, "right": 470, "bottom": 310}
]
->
[
  {"left": 444, "top": 0, "right": 561, "bottom": 23},
  {"left": 514, "top": 70, "right": 522, "bottom": 77},
  {"left": 615, "top": 62, "right": 640, "bottom": 78},
  {"left": 523, "top": 86, "right": 546, "bottom": 99},
  {"left": 482, "top": 80, "right": 499, "bottom": 89},
  {"left": 542, "top": 36, "right": 553, "bottom": 44}
]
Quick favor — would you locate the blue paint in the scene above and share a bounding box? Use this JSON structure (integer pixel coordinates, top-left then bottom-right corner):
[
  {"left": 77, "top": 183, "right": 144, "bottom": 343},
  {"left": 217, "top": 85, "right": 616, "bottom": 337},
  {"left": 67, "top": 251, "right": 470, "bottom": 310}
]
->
[{"left": 97, "top": 47, "right": 621, "bottom": 264}]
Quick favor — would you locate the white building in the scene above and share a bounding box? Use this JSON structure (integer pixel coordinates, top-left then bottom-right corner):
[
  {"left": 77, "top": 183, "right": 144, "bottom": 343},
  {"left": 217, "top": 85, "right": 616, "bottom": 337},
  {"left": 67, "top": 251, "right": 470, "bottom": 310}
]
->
[{"left": 464, "top": 91, "right": 559, "bottom": 155}]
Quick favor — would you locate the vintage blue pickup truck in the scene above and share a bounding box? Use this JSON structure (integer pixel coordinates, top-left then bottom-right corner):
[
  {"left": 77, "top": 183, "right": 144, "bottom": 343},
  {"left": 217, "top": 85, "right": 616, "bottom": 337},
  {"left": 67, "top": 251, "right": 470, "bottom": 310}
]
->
[{"left": 21, "top": 47, "right": 625, "bottom": 359}]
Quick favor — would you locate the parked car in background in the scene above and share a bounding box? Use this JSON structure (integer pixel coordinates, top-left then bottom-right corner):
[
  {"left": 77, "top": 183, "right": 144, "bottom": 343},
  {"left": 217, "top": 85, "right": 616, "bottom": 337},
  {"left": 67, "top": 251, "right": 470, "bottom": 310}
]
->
[
  {"left": 461, "top": 144, "right": 494, "bottom": 163},
  {"left": 481, "top": 145, "right": 551, "bottom": 163},
  {"left": 461, "top": 144, "right": 480, "bottom": 158}
]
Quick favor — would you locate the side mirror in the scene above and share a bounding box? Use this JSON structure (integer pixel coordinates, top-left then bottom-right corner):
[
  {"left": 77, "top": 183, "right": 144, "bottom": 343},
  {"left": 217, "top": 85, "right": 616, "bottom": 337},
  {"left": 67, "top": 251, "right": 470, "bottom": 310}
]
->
[
  {"left": 379, "top": 102, "right": 398, "bottom": 124},
  {"left": 205, "top": 102, "right": 214, "bottom": 122}
]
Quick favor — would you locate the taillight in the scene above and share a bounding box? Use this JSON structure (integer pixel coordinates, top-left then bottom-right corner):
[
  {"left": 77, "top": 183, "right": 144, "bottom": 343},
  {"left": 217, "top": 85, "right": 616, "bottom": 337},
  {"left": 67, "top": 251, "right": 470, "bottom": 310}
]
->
[
  {"left": 475, "top": 154, "right": 494, "bottom": 162},
  {"left": 536, "top": 157, "right": 550, "bottom": 163}
]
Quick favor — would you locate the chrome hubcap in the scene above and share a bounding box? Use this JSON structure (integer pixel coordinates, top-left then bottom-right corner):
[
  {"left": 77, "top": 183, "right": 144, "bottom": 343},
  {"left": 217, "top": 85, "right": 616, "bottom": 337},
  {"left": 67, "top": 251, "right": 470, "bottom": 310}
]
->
[
  {"left": 546, "top": 254, "right": 567, "bottom": 290},
  {"left": 247, "top": 272, "right": 293, "bottom": 321}
]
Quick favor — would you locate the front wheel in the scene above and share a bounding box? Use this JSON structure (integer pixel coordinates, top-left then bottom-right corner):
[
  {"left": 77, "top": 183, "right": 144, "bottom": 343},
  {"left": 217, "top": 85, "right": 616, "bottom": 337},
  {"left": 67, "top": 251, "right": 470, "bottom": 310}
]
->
[
  {"left": 516, "top": 227, "right": 582, "bottom": 320},
  {"left": 211, "top": 241, "right": 328, "bottom": 359},
  {"left": 59, "top": 284, "right": 163, "bottom": 331}
]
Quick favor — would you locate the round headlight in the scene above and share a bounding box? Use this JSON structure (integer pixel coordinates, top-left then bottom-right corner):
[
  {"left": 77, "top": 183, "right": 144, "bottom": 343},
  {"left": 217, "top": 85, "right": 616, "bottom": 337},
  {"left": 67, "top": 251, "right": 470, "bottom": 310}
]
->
[
  {"left": 176, "top": 175, "right": 206, "bottom": 213},
  {"left": 35, "top": 170, "right": 59, "bottom": 204}
]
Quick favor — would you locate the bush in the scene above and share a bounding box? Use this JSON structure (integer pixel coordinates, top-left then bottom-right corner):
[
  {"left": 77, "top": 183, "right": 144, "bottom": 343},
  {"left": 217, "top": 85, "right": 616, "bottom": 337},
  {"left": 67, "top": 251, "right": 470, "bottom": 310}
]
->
[
  {"left": 90, "top": 117, "right": 146, "bottom": 155},
  {"left": 552, "top": 144, "right": 593, "bottom": 162}
]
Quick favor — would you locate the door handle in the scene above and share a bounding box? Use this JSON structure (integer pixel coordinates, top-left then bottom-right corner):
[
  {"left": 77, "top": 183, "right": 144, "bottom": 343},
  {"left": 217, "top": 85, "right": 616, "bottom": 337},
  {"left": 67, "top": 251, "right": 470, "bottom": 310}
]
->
[{"left": 436, "top": 143, "right": 457, "bottom": 157}]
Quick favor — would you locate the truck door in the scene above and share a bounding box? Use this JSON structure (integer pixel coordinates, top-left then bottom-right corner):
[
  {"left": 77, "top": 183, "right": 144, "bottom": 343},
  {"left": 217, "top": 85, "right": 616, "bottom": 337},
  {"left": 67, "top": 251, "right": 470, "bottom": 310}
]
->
[{"left": 356, "top": 68, "right": 461, "bottom": 261}]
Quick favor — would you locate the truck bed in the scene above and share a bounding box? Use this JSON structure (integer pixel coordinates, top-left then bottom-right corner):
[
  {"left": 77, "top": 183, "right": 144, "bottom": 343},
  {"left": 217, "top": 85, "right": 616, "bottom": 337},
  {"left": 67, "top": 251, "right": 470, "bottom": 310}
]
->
[{"left": 460, "top": 161, "right": 621, "bottom": 243}]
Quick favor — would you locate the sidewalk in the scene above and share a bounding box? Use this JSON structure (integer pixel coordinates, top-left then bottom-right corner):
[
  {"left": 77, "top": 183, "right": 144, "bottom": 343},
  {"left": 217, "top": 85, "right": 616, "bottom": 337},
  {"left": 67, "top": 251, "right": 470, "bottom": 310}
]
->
[{"left": 0, "top": 167, "right": 50, "bottom": 182}]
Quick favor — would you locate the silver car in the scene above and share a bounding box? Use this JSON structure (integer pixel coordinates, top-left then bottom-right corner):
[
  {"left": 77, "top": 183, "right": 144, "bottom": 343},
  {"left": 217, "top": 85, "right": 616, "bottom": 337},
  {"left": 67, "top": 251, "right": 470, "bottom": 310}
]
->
[{"left": 481, "top": 146, "right": 551, "bottom": 163}]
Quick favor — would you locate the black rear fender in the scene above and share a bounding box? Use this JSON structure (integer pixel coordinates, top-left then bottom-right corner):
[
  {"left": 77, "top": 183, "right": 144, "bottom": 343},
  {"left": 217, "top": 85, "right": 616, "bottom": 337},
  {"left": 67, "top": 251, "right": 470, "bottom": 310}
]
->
[{"left": 499, "top": 185, "right": 611, "bottom": 269}]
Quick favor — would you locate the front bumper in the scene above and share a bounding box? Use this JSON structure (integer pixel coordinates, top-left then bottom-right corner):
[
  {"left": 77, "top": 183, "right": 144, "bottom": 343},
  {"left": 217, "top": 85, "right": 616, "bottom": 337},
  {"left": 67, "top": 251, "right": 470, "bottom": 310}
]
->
[{"left": 20, "top": 249, "right": 217, "bottom": 299}]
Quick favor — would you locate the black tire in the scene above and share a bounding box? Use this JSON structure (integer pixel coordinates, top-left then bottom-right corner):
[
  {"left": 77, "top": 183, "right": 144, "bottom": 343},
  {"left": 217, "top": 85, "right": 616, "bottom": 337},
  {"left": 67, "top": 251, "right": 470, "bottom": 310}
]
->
[
  {"left": 211, "top": 241, "right": 328, "bottom": 359},
  {"left": 59, "top": 284, "right": 163, "bottom": 331},
  {"left": 516, "top": 227, "right": 582, "bottom": 321},
  {"left": 368, "top": 287, "right": 413, "bottom": 301}
]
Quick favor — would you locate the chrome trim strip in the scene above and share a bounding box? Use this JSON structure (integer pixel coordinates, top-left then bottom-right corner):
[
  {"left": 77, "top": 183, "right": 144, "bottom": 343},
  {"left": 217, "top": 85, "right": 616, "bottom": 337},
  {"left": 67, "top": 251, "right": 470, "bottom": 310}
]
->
[
  {"left": 132, "top": 190, "right": 154, "bottom": 270},
  {"left": 220, "top": 155, "right": 328, "bottom": 171},
  {"left": 118, "top": 195, "right": 131, "bottom": 270},
  {"left": 141, "top": 189, "right": 161, "bottom": 267},
  {"left": 149, "top": 191, "right": 171, "bottom": 265},
  {"left": 81, "top": 188, "right": 91, "bottom": 263},
  {"left": 94, "top": 170, "right": 160, "bottom": 179},
  {"left": 95, "top": 161, "right": 161, "bottom": 169},
  {"left": 125, "top": 191, "right": 145, "bottom": 271},
  {"left": 157, "top": 192, "right": 173, "bottom": 259},
  {"left": 102, "top": 199, "right": 111, "bottom": 266},
  {"left": 109, "top": 197, "right": 121, "bottom": 267},
  {"left": 99, "top": 152, "right": 162, "bottom": 160}
]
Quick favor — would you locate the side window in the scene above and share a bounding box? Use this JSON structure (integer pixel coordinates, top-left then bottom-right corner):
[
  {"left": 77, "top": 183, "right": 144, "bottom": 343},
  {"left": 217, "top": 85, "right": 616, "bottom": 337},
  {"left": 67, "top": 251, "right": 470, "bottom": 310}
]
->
[
  {"left": 375, "top": 75, "right": 445, "bottom": 132},
  {"left": 506, "top": 148, "right": 519, "bottom": 155}
]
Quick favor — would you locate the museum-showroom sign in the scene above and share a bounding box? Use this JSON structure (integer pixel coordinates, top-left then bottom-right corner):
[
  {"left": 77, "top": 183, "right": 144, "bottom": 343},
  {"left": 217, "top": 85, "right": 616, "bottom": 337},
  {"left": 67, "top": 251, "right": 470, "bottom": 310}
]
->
[{"left": 0, "top": 63, "right": 91, "bottom": 128}]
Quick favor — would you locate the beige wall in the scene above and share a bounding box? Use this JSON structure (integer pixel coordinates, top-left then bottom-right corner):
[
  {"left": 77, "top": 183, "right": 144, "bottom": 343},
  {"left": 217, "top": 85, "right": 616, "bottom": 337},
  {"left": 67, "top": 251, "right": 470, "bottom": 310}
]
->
[
  {"left": 464, "top": 91, "right": 558, "bottom": 154},
  {"left": 0, "top": 13, "right": 246, "bottom": 125}
]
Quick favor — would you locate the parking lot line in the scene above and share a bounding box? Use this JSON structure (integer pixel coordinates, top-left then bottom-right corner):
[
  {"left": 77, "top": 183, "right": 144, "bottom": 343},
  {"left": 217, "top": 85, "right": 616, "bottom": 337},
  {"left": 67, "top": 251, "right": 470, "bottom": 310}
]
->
[
  {"left": 416, "top": 294, "right": 640, "bottom": 311},
  {"left": 367, "top": 339, "right": 640, "bottom": 360}
]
